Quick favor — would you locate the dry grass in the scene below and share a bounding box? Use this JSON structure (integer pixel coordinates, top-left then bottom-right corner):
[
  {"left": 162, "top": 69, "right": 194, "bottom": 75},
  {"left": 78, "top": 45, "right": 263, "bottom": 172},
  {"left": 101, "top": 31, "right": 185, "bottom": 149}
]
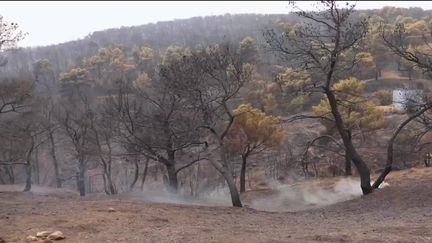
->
[
  {"left": 381, "top": 71, "right": 405, "bottom": 79},
  {"left": 376, "top": 105, "right": 394, "bottom": 114}
]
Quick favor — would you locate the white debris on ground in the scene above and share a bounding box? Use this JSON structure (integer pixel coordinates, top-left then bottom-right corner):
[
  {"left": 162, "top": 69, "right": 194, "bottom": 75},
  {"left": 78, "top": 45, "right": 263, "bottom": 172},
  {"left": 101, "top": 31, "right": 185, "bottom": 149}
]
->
[
  {"left": 371, "top": 181, "right": 390, "bottom": 189},
  {"left": 26, "top": 231, "right": 65, "bottom": 242}
]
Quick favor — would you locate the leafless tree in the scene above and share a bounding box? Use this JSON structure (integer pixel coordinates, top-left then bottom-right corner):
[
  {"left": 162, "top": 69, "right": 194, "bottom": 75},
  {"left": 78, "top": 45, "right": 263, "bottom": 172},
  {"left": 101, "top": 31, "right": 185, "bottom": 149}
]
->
[
  {"left": 0, "top": 15, "right": 26, "bottom": 67},
  {"left": 90, "top": 103, "right": 118, "bottom": 195},
  {"left": 371, "top": 23, "right": 432, "bottom": 188},
  {"left": 182, "top": 43, "right": 254, "bottom": 207},
  {"left": 33, "top": 59, "right": 63, "bottom": 188},
  {"left": 264, "top": 1, "right": 374, "bottom": 194},
  {"left": 114, "top": 62, "right": 205, "bottom": 192},
  {"left": 56, "top": 74, "right": 97, "bottom": 196}
]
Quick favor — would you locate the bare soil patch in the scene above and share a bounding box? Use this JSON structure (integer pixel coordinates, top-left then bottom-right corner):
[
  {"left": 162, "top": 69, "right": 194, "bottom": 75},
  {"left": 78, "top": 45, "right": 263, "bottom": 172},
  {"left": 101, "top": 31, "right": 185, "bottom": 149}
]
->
[{"left": 1, "top": 167, "right": 431, "bottom": 242}]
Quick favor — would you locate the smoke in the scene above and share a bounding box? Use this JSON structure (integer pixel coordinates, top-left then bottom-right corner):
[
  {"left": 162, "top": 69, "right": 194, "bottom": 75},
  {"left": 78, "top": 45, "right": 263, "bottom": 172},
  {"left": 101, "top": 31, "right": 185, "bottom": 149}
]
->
[
  {"left": 247, "top": 178, "right": 365, "bottom": 212},
  {"left": 121, "top": 177, "right": 376, "bottom": 212},
  {"left": 0, "top": 184, "right": 78, "bottom": 198},
  {"left": 1, "top": 179, "right": 389, "bottom": 212},
  {"left": 118, "top": 185, "right": 232, "bottom": 207}
]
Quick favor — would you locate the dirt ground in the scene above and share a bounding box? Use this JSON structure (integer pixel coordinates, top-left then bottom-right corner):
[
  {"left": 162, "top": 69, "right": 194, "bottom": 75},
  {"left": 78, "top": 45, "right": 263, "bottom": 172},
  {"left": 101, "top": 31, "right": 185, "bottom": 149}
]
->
[{"left": 1, "top": 167, "right": 432, "bottom": 243}]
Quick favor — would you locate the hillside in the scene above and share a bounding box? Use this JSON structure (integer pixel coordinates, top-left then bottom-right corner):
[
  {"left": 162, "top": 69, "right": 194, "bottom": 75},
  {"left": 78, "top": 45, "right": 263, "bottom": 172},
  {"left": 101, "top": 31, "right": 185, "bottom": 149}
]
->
[
  {"left": 1, "top": 166, "right": 431, "bottom": 242},
  {"left": 1, "top": 7, "right": 432, "bottom": 78},
  {"left": 1, "top": 14, "right": 293, "bottom": 77}
]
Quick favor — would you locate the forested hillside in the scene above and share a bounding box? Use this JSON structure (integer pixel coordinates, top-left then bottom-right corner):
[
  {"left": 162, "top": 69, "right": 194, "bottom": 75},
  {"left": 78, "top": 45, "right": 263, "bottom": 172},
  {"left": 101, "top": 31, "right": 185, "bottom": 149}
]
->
[
  {"left": 0, "top": 2, "right": 432, "bottom": 209},
  {"left": 1, "top": 7, "right": 431, "bottom": 78}
]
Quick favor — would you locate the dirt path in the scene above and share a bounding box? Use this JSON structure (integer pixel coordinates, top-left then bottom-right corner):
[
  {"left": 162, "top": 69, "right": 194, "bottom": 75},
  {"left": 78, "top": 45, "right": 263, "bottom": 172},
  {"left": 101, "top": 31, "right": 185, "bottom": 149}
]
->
[{"left": 1, "top": 167, "right": 432, "bottom": 243}]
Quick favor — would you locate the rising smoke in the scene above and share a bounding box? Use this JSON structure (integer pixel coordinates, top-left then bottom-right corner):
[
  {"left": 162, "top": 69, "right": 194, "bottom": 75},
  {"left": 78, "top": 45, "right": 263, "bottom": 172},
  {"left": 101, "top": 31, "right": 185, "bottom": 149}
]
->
[{"left": 248, "top": 178, "right": 366, "bottom": 212}]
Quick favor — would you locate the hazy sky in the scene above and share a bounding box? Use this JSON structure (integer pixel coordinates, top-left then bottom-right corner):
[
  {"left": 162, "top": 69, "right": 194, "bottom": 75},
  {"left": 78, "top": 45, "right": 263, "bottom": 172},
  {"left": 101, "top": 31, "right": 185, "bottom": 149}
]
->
[{"left": 1, "top": 1, "right": 432, "bottom": 47}]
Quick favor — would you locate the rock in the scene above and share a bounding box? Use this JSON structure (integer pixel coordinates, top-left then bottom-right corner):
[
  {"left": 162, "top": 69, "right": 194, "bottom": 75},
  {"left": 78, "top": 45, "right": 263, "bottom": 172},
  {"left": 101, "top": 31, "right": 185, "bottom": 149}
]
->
[
  {"left": 36, "top": 231, "right": 53, "bottom": 238},
  {"left": 46, "top": 231, "right": 65, "bottom": 241},
  {"left": 108, "top": 207, "right": 116, "bottom": 212},
  {"left": 37, "top": 240, "right": 53, "bottom": 243},
  {"left": 26, "top": 235, "right": 38, "bottom": 241}
]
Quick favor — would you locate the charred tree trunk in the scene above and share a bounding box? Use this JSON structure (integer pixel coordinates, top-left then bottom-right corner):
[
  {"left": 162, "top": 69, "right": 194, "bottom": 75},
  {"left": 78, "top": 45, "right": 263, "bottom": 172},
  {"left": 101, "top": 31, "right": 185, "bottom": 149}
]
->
[
  {"left": 23, "top": 137, "right": 35, "bottom": 192},
  {"left": 345, "top": 130, "right": 352, "bottom": 176},
  {"left": 5, "top": 166, "right": 14, "bottom": 184},
  {"left": 102, "top": 174, "right": 109, "bottom": 195},
  {"left": 141, "top": 158, "right": 150, "bottom": 190},
  {"left": 163, "top": 149, "right": 178, "bottom": 192},
  {"left": 0, "top": 169, "right": 5, "bottom": 184},
  {"left": 129, "top": 157, "right": 140, "bottom": 189},
  {"left": 34, "top": 148, "right": 40, "bottom": 185},
  {"left": 222, "top": 169, "right": 242, "bottom": 207},
  {"left": 425, "top": 153, "right": 431, "bottom": 167},
  {"left": 213, "top": 145, "right": 243, "bottom": 207},
  {"left": 325, "top": 88, "right": 372, "bottom": 194},
  {"left": 77, "top": 160, "right": 86, "bottom": 196},
  {"left": 239, "top": 154, "right": 248, "bottom": 193},
  {"left": 102, "top": 162, "right": 116, "bottom": 195},
  {"left": 49, "top": 132, "right": 62, "bottom": 188},
  {"left": 375, "top": 67, "right": 381, "bottom": 81},
  {"left": 166, "top": 163, "right": 178, "bottom": 192},
  {"left": 345, "top": 151, "right": 352, "bottom": 176},
  {"left": 106, "top": 174, "right": 116, "bottom": 195},
  {"left": 23, "top": 163, "right": 32, "bottom": 192},
  {"left": 189, "top": 164, "right": 200, "bottom": 197}
]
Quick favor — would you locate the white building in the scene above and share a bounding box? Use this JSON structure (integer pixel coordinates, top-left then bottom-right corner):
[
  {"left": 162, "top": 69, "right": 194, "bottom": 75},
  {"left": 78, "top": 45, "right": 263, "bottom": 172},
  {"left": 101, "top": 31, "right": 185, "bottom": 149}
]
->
[{"left": 392, "top": 89, "right": 423, "bottom": 111}]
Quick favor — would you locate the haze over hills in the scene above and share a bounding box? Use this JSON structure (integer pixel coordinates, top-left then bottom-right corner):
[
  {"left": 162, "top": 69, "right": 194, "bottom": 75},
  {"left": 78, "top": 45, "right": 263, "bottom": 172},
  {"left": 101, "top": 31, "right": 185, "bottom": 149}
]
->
[
  {"left": 1, "top": 7, "right": 432, "bottom": 78},
  {"left": 3, "top": 1, "right": 432, "bottom": 47}
]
